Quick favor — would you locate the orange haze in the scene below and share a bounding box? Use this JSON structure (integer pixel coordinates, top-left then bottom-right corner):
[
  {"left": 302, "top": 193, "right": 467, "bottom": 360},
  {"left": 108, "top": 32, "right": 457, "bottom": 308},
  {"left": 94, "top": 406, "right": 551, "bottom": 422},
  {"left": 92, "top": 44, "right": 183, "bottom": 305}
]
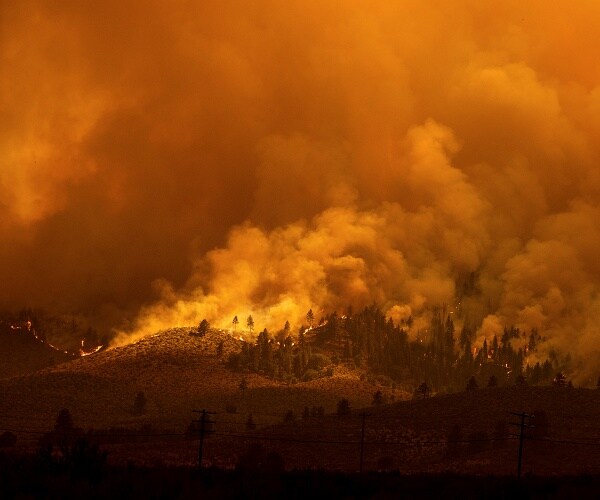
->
[{"left": 2, "top": 1, "right": 600, "bottom": 381}]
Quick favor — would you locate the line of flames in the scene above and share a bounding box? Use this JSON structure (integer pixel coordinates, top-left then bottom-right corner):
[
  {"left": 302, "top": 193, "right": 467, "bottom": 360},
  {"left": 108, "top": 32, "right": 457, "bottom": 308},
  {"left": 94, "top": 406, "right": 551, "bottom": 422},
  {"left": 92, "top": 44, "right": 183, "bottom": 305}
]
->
[{"left": 9, "top": 322, "right": 103, "bottom": 358}]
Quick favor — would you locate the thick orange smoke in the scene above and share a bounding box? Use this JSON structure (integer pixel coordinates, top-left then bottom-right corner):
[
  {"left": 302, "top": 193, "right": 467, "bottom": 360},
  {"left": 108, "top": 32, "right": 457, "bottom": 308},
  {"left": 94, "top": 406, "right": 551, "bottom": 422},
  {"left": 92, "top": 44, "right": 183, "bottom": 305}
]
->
[{"left": 3, "top": 1, "right": 600, "bottom": 381}]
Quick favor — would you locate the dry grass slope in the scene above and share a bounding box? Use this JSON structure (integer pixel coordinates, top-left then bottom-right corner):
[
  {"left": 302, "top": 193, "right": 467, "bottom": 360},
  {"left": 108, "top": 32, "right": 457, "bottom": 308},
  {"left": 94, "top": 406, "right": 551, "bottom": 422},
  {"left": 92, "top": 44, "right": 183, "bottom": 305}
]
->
[{"left": 0, "top": 327, "right": 402, "bottom": 436}]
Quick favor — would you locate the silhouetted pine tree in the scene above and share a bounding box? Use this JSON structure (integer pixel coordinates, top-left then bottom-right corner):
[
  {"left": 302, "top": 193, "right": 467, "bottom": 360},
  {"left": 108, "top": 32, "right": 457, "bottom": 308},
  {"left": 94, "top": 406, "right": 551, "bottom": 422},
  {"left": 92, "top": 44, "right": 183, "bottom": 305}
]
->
[
  {"left": 372, "top": 390, "right": 383, "bottom": 406},
  {"left": 336, "top": 398, "right": 351, "bottom": 417},
  {"left": 133, "top": 391, "right": 147, "bottom": 415},
  {"left": 466, "top": 376, "right": 478, "bottom": 392}
]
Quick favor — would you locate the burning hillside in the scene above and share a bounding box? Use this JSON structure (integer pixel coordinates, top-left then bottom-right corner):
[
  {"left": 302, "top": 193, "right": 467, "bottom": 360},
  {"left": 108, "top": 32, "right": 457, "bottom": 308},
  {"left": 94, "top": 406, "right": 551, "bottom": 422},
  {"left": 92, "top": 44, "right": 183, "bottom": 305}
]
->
[{"left": 0, "top": 314, "right": 104, "bottom": 378}]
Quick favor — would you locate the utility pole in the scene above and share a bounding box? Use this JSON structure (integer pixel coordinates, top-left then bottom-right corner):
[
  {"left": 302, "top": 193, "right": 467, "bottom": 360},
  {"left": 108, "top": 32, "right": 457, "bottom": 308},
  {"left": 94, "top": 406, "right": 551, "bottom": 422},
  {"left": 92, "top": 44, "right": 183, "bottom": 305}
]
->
[
  {"left": 359, "top": 412, "right": 371, "bottom": 473},
  {"left": 509, "top": 411, "right": 535, "bottom": 479},
  {"left": 192, "top": 409, "right": 215, "bottom": 469}
]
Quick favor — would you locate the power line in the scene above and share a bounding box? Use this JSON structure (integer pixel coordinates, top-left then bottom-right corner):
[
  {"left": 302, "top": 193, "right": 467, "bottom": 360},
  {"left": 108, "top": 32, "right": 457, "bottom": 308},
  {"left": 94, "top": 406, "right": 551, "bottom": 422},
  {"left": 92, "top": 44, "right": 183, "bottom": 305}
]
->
[
  {"left": 531, "top": 436, "right": 600, "bottom": 446},
  {"left": 212, "top": 419, "right": 340, "bottom": 429},
  {"left": 213, "top": 431, "right": 517, "bottom": 446},
  {"left": 0, "top": 428, "right": 187, "bottom": 437},
  {"left": 0, "top": 427, "right": 544, "bottom": 446},
  {"left": 364, "top": 436, "right": 518, "bottom": 446},
  {"left": 214, "top": 431, "right": 361, "bottom": 445},
  {"left": 0, "top": 423, "right": 599, "bottom": 451}
]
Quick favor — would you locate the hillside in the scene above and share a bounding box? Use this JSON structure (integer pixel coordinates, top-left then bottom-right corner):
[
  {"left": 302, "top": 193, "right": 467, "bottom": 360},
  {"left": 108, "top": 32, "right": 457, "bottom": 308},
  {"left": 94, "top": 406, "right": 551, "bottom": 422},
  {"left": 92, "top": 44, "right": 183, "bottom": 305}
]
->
[
  {"left": 106, "top": 385, "right": 600, "bottom": 474},
  {"left": 204, "top": 385, "right": 600, "bottom": 475},
  {"left": 2, "top": 327, "right": 599, "bottom": 475},
  {"left": 0, "top": 327, "right": 400, "bottom": 441}
]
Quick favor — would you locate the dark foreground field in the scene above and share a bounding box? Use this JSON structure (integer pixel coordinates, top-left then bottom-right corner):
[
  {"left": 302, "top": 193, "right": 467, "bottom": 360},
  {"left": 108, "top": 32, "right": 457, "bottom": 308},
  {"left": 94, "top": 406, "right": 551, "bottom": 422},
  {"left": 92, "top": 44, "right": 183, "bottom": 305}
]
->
[{"left": 1, "top": 458, "right": 599, "bottom": 500}]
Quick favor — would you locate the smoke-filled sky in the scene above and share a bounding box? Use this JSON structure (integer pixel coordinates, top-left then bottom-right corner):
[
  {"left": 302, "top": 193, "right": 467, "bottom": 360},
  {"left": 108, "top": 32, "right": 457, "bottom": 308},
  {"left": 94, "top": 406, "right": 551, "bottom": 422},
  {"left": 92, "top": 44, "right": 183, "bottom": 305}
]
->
[{"left": 3, "top": 1, "right": 600, "bottom": 380}]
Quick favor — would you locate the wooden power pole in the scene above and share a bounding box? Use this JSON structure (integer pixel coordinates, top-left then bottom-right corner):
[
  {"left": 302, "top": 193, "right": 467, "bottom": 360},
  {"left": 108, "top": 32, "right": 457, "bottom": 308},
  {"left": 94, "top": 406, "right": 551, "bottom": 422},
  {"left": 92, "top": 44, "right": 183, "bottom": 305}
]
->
[
  {"left": 192, "top": 409, "right": 215, "bottom": 468},
  {"left": 509, "top": 411, "right": 535, "bottom": 479},
  {"left": 359, "top": 412, "right": 371, "bottom": 473}
]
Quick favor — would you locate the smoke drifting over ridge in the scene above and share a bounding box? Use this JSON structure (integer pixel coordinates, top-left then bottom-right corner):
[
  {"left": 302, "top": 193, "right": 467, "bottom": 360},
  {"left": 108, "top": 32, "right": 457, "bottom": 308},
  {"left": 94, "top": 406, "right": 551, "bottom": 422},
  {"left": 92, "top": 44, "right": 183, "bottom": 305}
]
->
[{"left": 3, "top": 1, "right": 600, "bottom": 380}]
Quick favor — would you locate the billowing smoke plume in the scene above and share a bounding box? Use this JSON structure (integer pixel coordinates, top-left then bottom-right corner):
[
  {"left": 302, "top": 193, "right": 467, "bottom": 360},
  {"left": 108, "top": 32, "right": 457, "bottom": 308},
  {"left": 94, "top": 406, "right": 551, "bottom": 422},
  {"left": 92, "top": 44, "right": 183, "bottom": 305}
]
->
[{"left": 3, "top": 1, "right": 600, "bottom": 381}]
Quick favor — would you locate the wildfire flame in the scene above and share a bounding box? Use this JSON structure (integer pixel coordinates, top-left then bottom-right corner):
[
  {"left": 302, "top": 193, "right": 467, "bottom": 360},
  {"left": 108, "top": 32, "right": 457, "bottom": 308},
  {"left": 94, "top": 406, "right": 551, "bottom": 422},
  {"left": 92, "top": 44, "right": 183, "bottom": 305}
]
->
[
  {"left": 79, "top": 345, "right": 104, "bottom": 357},
  {"left": 9, "top": 320, "right": 103, "bottom": 358}
]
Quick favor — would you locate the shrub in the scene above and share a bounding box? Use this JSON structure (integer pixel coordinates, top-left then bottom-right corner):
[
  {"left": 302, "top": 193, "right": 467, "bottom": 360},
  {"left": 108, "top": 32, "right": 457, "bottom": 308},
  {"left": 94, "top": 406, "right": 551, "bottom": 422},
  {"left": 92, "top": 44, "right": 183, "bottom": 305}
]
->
[
  {"left": 302, "top": 369, "right": 319, "bottom": 382},
  {"left": 336, "top": 398, "right": 351, "bottom": 417},
  {"left": 226, "top": 353, "right": 242, "bottom": 371},
  {"left": 372, "top": 390, "right": 384, "bottom": 406},
  {"left": 133, "top": 391, "right": 147, "bottom": 416},
  {"left": 413, "top": 382, "right": 430, "bottom": 399},
  {"left": 197, "top": 319, "right": 210, "bottom": 336},
  {"left": 307, "top": 353, "right": 331, "bottom": 371},
  {"left": 466, "top": 376, "right": 478, "bottom": 392}
]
